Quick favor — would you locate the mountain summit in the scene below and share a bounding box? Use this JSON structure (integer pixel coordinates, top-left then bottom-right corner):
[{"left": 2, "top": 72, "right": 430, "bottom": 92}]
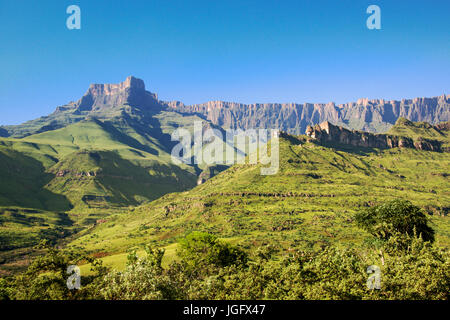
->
[
  {"left": 75, "top": 76, "right": 159, "bottom": 113},
  {"left": 1, "top": 77, "right": 163, "bottom": 138}
]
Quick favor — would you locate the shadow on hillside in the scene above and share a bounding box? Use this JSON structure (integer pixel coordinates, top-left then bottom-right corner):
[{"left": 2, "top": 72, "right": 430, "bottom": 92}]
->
[
  {"left": 0, "top": 148, "right": 73, "bottom": 212},
  {"left": 315, "top": 140, "right": 381, "bottom": 156},
  {"left": 94, "top": 118, "right": 160, "bottom": 156},
  {"left": 82, "top": 150, "right": 198, "bottom": 206}
]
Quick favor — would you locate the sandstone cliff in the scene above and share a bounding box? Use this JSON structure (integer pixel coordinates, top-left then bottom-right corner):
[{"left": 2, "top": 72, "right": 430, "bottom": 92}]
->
[
  {"left": 305, "top": 120, "right": 446, "bottom": 152},
  {"left": 2, "top": 76, "right": 448, "bottom": 138},
  {"left": 166, "top": 95, "right": 450, "bottom": 134}
]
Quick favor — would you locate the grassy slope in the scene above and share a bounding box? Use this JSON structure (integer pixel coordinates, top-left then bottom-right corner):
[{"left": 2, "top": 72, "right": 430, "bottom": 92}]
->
[
  {"left": 68, "top": 134, "right": 450, "bottom": 272},
  {"left": 387, "top": 118, "right": 450, "bottom": 148},
  {"left": 0, "top": 116, "right": 199, "bottom": 209},
  {"left": 0, "top": 113, "right": 204, "bottom": 269}
]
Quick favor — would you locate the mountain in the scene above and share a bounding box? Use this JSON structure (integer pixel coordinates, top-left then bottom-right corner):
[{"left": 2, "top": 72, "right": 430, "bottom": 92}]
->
[
  {"left": 1, "top": 76, "right": 161, "bottom": 138},
  {"left": 0, "top": 78, "right": 229, "bottom": 272},
  {"left": 0, "top": 76, "right": 449, "bottom": 274},
  {"left": 0, "top": 77, "right": 238, "bottom": 215},
  {"left": 2, "top": 77, "right": 448, "bottom": 138},
  {"left": 166, "top": 95, "right": 450, "bottom": 134}
]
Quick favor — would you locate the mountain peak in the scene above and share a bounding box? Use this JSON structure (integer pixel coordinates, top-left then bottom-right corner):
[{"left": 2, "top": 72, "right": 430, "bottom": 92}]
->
[
  {"left": 87, "top": 76, "right": 146, "bottom": 96},
  {"left": 124, "top": 76, "right": 145, "bottom": 90},
  {"left": 76, "top": 76, "right": 158, "bottom": 112}
]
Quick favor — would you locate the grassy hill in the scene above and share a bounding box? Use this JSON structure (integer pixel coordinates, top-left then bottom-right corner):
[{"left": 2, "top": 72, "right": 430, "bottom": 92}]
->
[
  {"left": 0, "top": 116, "right": 201, "bottom": 210},
  {"left": 0, "top": 145, "right": 71, "bottom": 211},
  {"left": 0, "top": 109, "right": 235, "bottom": 270},
  {"left": 0, "top": 102, "right": 244, "bottom": 272},
  {"left": 387, "top": 117, "right": 450, "bottom": 149},
  {"left": 67, "top": 132, "right": 450, "bottom": 271}
]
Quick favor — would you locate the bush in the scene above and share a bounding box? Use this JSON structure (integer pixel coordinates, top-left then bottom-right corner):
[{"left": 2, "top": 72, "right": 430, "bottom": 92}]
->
[
  {"left": 100, "top": 246, "right": 179, "bottom": 300},
  {"left": 177, "top": 232, "right": 248, "bottom": 270},
  {"left": 355, "top": 200, "right": 435, "bottom": 242},
  {"left": 4, "top": 232, "right": 449, "bottom": 300}
]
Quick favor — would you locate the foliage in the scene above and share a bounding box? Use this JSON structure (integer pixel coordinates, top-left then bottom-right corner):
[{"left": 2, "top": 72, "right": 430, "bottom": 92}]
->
[
  {"left": 355, "top": 199, "right": 435, "bottom": 243},
  {"left": 2, "top": 232, "right": 449, "bottom": 300},
  {"left": 177, "top": 232, "right": 248, "bottom": 270},
  {"left": 100, "top": 246, "right": 178, "bottom": 299},
  {"left": 3, "top": 241, "right": 107, "bottom": 300}
]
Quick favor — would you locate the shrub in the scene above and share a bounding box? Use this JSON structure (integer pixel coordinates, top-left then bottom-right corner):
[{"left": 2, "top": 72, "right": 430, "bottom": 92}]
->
[{"left": 355, "top": 199, "right": 435, "bottom": 242}]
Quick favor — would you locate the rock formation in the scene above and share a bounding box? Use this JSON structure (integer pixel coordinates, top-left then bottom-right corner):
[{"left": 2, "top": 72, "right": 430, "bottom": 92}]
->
[
  {"left": 1, "top": 76, "right": 448, "bottom": 138},
  {"left": 74, "top": 76, "right": 159, "bottom": 113},
  {"left": 166, "top": 95, "right": 450, "bottom": 134},
  {"left": 305, "top": 121, "right": 444, "bottom": 152}
]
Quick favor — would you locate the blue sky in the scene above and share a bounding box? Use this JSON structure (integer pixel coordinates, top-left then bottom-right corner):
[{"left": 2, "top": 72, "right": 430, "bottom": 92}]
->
[{"left": 0, "top": 0, "right": 449, "bottom": 125}]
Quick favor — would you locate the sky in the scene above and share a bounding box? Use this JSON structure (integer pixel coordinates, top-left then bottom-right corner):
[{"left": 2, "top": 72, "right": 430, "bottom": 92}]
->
[{"left": 0, "top": 0, "right": 449, "bottom": 125}]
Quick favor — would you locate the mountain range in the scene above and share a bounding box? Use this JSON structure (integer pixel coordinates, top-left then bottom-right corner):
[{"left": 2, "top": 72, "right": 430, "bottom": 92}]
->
[
  {"left": 0, "top": 76, "right": 449, "bottom": 275},
  {"left": 166, "top": 94, "right": 449, "bottom": 134},
  {"left": 1, "top": 76, "right": 449, "bottom": 138}
]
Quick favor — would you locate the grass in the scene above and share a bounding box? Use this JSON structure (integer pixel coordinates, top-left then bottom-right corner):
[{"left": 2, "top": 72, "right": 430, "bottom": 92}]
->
[{"left": 66, "top": 134, "right": 450, "bottom": 266}]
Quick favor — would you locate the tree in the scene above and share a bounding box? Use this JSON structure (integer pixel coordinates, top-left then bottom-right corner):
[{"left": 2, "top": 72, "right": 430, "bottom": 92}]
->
[
  {"left": 177, "top": 232, "right": 248, "bottom": 271},
  {"left": 100, "top": 246, "right": 178, "bottom": 300},
  {"left": 10, "top": 241, "right": 107, "bottom": 300},
  {"left": 355, "top": 199, "right": 435, "bottom": 242}
]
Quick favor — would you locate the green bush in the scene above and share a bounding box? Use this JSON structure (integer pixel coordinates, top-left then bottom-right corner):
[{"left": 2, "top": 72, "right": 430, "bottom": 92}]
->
[
  {"left": 3, "top": 232, "right": 449, "bottom": 300},
  {"left": 177, "top": 232, "right": 248, "bottom": 270},
  {"left": 355, "top": 199, "right": 435, "bottom": 242}
]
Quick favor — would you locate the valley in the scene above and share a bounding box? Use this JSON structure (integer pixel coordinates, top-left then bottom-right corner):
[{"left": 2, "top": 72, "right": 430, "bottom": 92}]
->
[{"left": 0, "top": 77, "right": 448, "bottom": 284}]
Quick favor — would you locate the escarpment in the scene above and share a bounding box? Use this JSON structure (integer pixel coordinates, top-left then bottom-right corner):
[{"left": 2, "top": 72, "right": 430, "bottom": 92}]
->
[{"left": 305, "top": 121, "right": 446, "bottom": 152}]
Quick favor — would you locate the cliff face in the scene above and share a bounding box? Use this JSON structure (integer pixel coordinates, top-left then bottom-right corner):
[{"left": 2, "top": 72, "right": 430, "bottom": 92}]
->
[
  {"left": 1, "top": 76, "right": 163, "bottom": 138},
  {"left": 2, "top": 76, "right": 448, "bottom": 138},
  {"left": 166, "top": 95, "right": 450, "bottom": 134},
  {"left": 75, "top": 76, "right": 159, "bottom": 112},
  {"left": 305, "top": 121, "right": 444, "bottom": 152}
]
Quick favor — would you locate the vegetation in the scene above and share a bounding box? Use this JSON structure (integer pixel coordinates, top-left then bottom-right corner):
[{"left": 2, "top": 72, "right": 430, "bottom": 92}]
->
[
  {"left": 388, "top": 117, "right": 449, "bottom": 147},
  {"left": 65, "top": 133, "right": 450, "bottom": 260},
  {"left": 0, "top": 116, "right": 449, "bottom": 299},
  {"left": 355, "top": 199, "right": 435, "bottom": 243},
  {"left": 1, "top": 227, "right": 448, "bottom": 300}
]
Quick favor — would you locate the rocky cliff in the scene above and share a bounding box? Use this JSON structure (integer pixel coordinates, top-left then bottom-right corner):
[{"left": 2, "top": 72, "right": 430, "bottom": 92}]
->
[
  {"left": 166, "top": 95, "right": 450, "bottom": 134},
  {"left": 74, "top": 76, "right": 159, "bottom": 113},
  {"left": 305, "top": 120, "right": 446, "bottom": 152},
  {"left": 2, "top": 76, "right": 449, "bottom": 138},
  {"left": 1, "top": 76, "right": 163, "bottom": 138}
]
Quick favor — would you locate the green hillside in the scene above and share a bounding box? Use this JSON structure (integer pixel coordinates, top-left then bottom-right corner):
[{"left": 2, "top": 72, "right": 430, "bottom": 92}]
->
[
  {"left": 0, "top": 117, "right": 200, "bottom": 210},
  {"left": 67, "top": 133, "right": 450, "bottom": 269},
  {"left": 0, "top": 105, "right": 239, "bottom": 271},
  {"left": 388, "top": 117, "right": 450, "bottom": 149},
  {"left": 0, "top": 145, "right": 70, "bottom": 211},
  {"left": 0, "top": 76, "right": 448, "bottom": 293}
]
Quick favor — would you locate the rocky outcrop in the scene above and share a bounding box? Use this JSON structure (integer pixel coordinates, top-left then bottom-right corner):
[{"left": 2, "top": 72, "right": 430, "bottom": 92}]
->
[
  {"left": 74, "top": 76, "right": 159, "bottom": 113},
  {"left": 166, "top": 95, "right": 450, "bottom": 134},
  {"left": 0, "top": 76, "right": 164, "bottom": 138},
  {"left": 55, "top": 170, "right": 98, "bottom": 177},
  {"left": 305, "top": 121, "right": 443, "bottom": 152},
  {"left": 435, "top": 122, "right": 450, "bottom": 132},
  {"left": 0, "top": 127, "right": 8, "bottom": 137}
]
